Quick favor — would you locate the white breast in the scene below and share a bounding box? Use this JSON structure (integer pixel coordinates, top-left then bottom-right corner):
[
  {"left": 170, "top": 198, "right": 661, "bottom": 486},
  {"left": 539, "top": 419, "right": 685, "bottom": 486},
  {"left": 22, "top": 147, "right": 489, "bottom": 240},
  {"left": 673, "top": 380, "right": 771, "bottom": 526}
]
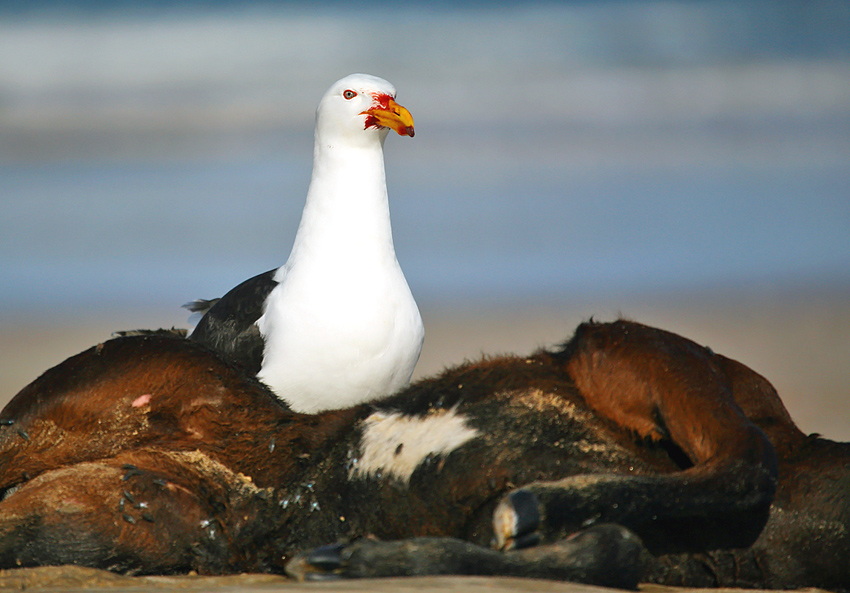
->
[{"left": 257, "top": 256, "right": 423, "bottom": 413}]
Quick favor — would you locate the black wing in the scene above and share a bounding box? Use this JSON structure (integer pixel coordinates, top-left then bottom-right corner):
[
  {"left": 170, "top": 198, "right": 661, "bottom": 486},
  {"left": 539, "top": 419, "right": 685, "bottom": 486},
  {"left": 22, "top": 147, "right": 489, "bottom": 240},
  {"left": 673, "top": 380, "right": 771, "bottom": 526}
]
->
[{"left": 187, "top": 269, "right": 279, "bottom": 375}]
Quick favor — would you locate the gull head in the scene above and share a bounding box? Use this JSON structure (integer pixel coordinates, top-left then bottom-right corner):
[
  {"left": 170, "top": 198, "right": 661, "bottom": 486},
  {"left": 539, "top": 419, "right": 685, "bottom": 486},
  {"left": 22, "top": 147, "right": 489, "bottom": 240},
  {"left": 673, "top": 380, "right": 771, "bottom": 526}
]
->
[{"left": 315, "top": 74, "right": 415, "bottom": 147}]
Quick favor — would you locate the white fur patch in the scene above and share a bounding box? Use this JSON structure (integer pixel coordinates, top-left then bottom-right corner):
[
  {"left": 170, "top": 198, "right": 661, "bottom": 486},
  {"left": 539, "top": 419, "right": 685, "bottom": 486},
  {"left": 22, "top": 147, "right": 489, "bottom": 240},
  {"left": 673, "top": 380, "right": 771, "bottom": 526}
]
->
[{"left": 351, "top": 408, "right": 479, "bottom": 483}]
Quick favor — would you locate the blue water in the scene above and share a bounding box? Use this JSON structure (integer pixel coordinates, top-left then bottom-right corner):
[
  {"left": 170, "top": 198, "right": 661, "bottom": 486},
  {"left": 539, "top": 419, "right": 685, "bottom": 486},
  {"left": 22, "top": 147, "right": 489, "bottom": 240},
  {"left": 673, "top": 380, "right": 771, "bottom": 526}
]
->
[{"left": 1, "top": 0, "right": 849, "bottom": 314}]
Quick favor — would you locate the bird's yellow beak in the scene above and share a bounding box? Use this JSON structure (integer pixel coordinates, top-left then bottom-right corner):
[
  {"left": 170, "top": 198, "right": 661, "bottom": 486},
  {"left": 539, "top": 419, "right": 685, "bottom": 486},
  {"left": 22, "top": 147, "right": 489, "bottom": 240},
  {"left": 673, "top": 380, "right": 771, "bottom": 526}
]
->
[{"left": 362, "top": 98, "right": 415, "bottom": 137}]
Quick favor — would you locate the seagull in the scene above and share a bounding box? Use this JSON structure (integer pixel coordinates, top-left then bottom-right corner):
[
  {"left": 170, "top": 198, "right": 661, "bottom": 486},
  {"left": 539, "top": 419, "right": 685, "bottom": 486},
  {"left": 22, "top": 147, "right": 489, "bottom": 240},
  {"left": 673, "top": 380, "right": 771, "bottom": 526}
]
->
[{"left": 186, "top": 74, "right": 424, "bottom": 413}]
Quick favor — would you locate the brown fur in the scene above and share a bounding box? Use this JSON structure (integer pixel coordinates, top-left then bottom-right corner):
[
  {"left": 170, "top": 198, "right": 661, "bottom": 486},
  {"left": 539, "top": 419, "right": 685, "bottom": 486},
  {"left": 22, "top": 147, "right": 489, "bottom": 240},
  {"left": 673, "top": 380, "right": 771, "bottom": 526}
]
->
[{"left": 0, "top": 320, "right": 846, "bottom": 589}]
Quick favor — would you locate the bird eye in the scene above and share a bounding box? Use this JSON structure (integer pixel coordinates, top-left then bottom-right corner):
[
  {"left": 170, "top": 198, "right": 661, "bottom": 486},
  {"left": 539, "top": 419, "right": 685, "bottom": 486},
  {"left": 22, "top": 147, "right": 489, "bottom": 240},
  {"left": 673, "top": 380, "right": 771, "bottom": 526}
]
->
[{"left": 343, "top": 90, "right": 357, "bottom": 100}]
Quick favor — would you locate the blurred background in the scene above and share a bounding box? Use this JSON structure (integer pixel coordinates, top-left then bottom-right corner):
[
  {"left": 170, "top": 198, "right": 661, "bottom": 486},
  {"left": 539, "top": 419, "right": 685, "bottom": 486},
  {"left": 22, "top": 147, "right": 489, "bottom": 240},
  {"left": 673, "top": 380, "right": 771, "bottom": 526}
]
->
[{"left": 1, "top": 0, "right": 848, "bottom": 438}]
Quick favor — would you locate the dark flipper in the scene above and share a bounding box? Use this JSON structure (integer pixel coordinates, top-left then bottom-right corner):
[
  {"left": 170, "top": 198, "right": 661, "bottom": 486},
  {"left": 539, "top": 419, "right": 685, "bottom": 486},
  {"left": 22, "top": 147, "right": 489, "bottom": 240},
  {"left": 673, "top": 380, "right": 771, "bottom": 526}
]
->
[
  {"left": 187, "top": 269, "right": 279, "bottom": 375},
  {"left": 285, "top": 525, "right": 647, "bottom": 589}
]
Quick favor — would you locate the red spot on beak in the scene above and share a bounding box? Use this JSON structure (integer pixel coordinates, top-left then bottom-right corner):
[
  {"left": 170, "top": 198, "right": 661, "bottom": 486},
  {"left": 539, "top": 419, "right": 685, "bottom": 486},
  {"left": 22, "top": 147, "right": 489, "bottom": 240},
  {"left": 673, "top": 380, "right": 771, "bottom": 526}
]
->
[{"left": 362, "top": 93, "right": 415, "bottom": 138}]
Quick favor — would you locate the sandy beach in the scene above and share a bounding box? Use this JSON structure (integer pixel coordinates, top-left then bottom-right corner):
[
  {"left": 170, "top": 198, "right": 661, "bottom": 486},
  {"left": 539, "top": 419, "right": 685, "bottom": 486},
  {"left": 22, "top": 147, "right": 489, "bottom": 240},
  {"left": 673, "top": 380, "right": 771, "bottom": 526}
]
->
[
  {"left": 3, "top": 290, "right": 848, "bottom": 441},
  {"left": 4, "top": 566, "right": 832, "bottom": 593}
]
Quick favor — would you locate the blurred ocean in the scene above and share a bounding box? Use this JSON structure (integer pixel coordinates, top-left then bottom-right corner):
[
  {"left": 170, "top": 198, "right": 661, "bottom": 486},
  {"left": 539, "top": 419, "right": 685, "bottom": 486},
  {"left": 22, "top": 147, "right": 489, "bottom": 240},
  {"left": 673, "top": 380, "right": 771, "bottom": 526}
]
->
[{"left": 1, "top": 0, "right": 849, "bottom": 315}]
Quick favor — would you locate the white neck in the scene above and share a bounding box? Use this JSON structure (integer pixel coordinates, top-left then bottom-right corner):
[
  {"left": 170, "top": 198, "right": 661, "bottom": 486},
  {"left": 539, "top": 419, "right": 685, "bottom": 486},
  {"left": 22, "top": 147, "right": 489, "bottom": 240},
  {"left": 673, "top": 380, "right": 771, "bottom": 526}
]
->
[{"left": 286, "top": 131, "right": 395, "bottom": 268}]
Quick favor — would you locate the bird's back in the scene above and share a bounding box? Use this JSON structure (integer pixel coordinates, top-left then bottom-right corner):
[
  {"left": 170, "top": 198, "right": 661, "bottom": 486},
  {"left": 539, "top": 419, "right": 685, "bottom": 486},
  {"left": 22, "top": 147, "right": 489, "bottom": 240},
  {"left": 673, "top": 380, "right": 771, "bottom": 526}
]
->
[{"left": 188, "top": 269, "right": 279, "bottom": 375}]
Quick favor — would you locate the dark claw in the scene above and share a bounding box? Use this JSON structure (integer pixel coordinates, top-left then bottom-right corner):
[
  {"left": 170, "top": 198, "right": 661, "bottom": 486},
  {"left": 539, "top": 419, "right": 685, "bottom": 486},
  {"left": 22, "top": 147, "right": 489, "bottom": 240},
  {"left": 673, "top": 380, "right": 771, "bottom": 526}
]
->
[
  {"left": 123, "top": 490, "right": 135, "bottom": 503},
  {"left": 122, "top": 468, "right": 143, "bottom": 481},
  {"left": 142, "top": 513, "right": 155, "bottom": 523},
  {"left": 508, "top": 489, "right": 541, "bottom": 543},
  {"left": 511, "top": 532, "right": 541, "bottom": 550},
  {"left": 122, "top": 513, "right": 137, "bottom": 525},
  {"left": 0, "top": 419, "right": 14, "bottom": 426},
  {"left": 16, "top": 429, "right": 30, "bottom": 442},
  {"left": 305, "top": 542, "right": 347, "bottom": 571}
]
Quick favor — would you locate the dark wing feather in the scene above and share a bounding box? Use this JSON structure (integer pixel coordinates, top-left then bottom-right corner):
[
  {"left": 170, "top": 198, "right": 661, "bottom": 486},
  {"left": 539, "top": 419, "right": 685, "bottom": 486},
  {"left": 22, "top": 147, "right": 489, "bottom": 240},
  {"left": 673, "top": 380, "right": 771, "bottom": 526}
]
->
[
  {"left": 187, "top": 269, "right": 279, "bottom": 375},
  {"left": 183, "top": 298, "right": 220, "bottom": 315}
]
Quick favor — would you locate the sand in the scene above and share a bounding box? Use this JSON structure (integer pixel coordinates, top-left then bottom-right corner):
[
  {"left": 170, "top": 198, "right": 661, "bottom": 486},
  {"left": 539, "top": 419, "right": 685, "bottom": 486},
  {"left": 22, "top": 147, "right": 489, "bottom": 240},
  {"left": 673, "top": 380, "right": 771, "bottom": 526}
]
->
[
  {"left": 6, "top": 292, "right": 846, "bottom": 439},
  {"left": 3, "top": 565, "right": 830, "bottom": 593},
  {"left": 0, "top": 562, "right": 835, "bottom": 593}
]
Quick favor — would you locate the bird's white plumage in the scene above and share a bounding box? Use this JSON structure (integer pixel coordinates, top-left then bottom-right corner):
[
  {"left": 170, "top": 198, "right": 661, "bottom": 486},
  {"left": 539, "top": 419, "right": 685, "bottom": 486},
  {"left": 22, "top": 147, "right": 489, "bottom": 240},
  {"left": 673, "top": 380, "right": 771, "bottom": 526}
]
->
[{"left": 256, "top": 74, "right": 424, "bottom": 413}]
